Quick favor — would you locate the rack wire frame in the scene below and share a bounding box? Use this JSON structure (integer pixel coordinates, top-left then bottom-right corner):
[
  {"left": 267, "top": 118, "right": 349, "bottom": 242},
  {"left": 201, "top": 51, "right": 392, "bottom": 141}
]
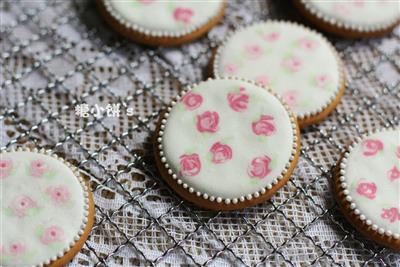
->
[{"left": 1, "top": 0, "right": 399, "bottom": 266}]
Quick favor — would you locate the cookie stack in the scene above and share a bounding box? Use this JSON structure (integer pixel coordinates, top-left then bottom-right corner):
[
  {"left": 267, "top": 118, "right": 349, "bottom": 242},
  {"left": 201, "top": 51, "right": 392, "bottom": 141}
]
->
[
  {"left": 95, "top": 1, "right": 400, "bottom": 249},
  {"left": 1, "top": 2, "right": 398, "bottom": 266},
  {"left": 96, "top": 0, "right": 350, "bottom": 208}
]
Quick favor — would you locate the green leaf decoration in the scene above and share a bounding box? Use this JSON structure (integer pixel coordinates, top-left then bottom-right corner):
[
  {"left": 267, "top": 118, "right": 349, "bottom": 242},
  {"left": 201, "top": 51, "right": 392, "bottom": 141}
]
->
[
  {"left": 167, "top": 1, "right": 175, "bottom": 11},
  {"left": 35, "top": 225, "right": 44, "bottom": 237},
  {"left": 192, "top": 116, "right": 196, "bottom": 127},
  {"left": 257, "top": 136, "right": 267, "bottom": 142},
  {"left": 299, "top": 99, "right": 311, "bottom": 108},
  {"left": 27, "top": 207, "right": 40, "bottom": 217},
  {"left": 289, "top": 40, "right": 298, "bottom": 49},
  {"left": 45, "top": 170, "right": 57, "bottom": 179},
  {"left": 25, "top": 165, "right": 31, "bottom": 177},
  {"left": 269, "top": 78, "right": 277, "bottom": 89},
  {"left": 255, "top": 27, "right": 264, "bottom": 35},
  {"left": 250, "top": 178, "right": 260, "bottom": 185},
  {"left": 184, "top": 148, "right": 195, "bottom": 155},
  {"left": 49, "top": 242, "right": 64, "bottom": 251},
  {"left": 200, "top": 132, "right": 214, "bottom": 140},
  {"left": 269, "top": 156, "right": 278, "bottom": 170},
  {"left": 23, "top": 250, "right": 36, "bottom": 261},
  {"left": 250, "top": 95, "right": 262, "bottom": 106},
  {"left": 4, "top": 207, "right": 13, "bottom": 216},
  {"left": 0, "top": 255, "right": 9, "bottom": 263},
  {"left": 264, "top": 47, "right": 272, "bottom": 55},
  {"left": 175, "top": 103, "right": 184, "bottom": 112},
  {"left": 41, "top": 192, "right": 50, "bottom": 202},
  {"left": 283, "top": 52, "right": 293, "bottom": 60},
  {"left": 221, "top": 136, "right": 234, "bottom": 144},
  {"left": 206, "top": 152, "right": 213, "bottom": 164},
  {"left": 309, "top": 76, "right": 316, "bottom": 87}
]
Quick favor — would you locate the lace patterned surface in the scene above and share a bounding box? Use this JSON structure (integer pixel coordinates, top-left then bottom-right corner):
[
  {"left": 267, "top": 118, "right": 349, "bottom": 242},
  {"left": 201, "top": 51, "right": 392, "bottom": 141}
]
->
[{"left": 1, "top": 0, "right": 399, "bottom": 266}]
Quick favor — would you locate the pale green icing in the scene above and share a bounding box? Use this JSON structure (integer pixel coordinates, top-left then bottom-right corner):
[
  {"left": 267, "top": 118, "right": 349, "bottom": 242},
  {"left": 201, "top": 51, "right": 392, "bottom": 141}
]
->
[
  {"left": 0, "top": 151, "right": 85, "bottom": 266},
  {"left": 345, "top": 129, "right": 400, "bottom": 234},
  {"left": 216, "top": 22, "right": 341, "bottom": 118},
  {"left": 108, "top": 0, "right": 223, "bottom": 32},
  {"left": 162, "top": 79, "right": 294, "bottom": 199},
  {"left": 309, "top": 0, "right": 400, "bottom": 26}
]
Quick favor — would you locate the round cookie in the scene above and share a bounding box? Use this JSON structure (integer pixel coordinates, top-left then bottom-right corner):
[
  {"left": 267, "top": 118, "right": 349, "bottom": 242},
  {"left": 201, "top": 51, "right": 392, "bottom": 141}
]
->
[
  {"left": 334, "top": 128, "right": 400, "bottom": 250},
  {"left": 97, "top": 0, "right": 226, "bottom": 46},
  {"left": 212, "top": 21, "right": 346, "bottom": 127},
  {"left": 293, "top": 0, "right": 400, "bottom": 38},
  {"left": 0, "top": 148, "right": 94, "bottom": 266},
  {"left": 154, "top": 77, "right": 300, "bottom": 211}
]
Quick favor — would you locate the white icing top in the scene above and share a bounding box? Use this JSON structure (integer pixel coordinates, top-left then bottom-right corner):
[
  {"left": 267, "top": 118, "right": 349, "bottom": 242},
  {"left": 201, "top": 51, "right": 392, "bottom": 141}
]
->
[
  {"left": 341, "top": 128, "right": 400, "bottom": 237},
  {"left": 104, "top": 0, "right": 224, "bottom": 36},
  {"left": 161, "top": 78, "right": 296, "bottom": 201},
  {"left": 305, "top": 0, "right": 400, "bottom": 29},
  {"left": 0, "top": 150, "right": 88, "bottom": 266},
  {"left": 214, "top": 22, "right": 342, "bottom": 119}
]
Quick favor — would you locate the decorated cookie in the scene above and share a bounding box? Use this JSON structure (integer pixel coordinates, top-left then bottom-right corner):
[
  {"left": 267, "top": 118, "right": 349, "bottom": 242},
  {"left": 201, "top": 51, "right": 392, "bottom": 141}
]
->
[
  {"left": 0, "top": 148, "right": 94, "bottom": 266},
  {"left": 294, "top": 0, "right": 400, "bottom": 38},
  {"left": 212, "top": 21, "right": 346, "bottom": 127},
  {"left": 154, "top": 77, "right": 300, "bottom": 210},
  {"left": 97, "top": 0, "right": 226, "bottom": 46},
  {"left": 335, "top": 128, "right": 400, "bottom": 250}
]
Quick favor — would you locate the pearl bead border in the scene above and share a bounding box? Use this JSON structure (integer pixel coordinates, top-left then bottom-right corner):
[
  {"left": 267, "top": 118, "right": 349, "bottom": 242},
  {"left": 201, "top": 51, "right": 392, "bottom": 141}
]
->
[
  {"left": 101, "top": 0, "right": 226, "bottom": 38},
  {"left": 212, "top": 20, "right": 346, "bottom": 121},
  {"left": 338, "top": 127, "right": 400, "bottom": 240},
  {"left": 0, "top": 147, "right": 91, "bottom": 267},
  {"left": 299, "top": 0, "right": 400, "bottom": 33},
  {"left": 157, "top": 76, "right": 299, "bottom": 205}
]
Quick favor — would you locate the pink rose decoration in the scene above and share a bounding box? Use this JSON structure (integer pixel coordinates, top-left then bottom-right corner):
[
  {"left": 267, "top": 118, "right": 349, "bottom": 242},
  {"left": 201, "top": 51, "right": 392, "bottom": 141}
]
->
[
  {"left": 10, "top": 195, "right": 38, "bottom": 218},
  {"left": 224, "top": 63, "right": 238, "bottom": 74},
  {"left": 381, "top": 207, "right": 400, "bottom": 223},
  {"left": 388, "top": 166, "right": 400, "bottom": 182},
  {"left": 282, "top": 90, "right": 298, "bottom": 107},
  {"left": 196, "top": 111, "right": 219, "bottom": 133},
  {"left": 181, "top": 92, "right": 203, "bottom": 110},
  {"left": 263, "top": 32, "right": 280, "bottom": 42},
  {"left": 227, "top": 87, "right": 249, "bottom": 112},
  {"left": 315, "top": 74, "right": 330, "bottom": 88},
  {"left": 9, "top": 242, "right": 26, "bottom": 255},
  {"left": 362, "top": 139, "right": 383, "bottom": 156},
  {"left": 252, "top": 115, "right": 276, "bottom": 136},
  {"left": 46, "top": 186, "right": 70, "bottom": 204},
  {"left": 245, "top": 45, "right": 263, "bottom": 59},
  {"left": 30, "top": 159, "right": 48, "bottom": 177},
  {"left": 138, "top": 0, "right": 154, "bottom": 4},
  {"left": 247, "top": 155, "right": 272, "bottom": 179},
  {"left": 179, "top": 154, "right": 201, "bottom": 177},
  {"left": 210, "top": 142, "right": 233, "bottom": 164},
  {"left": 255, "top": 75, "right": 269, "bottom": 87},
  {"left": 0, "top": 159, "right": 12, "bottom": 179},
  {"left": 396, "top": 146, "right": 400, "bottom": 159},
  {"left": 40, "top": 226, "right": 65, "bottom": 245},
  {"left": 298, "top": 37, "right": 317, "bottom": 51},
  {"left": 356, "top": 181, "right": 377, "bottom": 199},
  {"left": 173, "top": 7, "right": 194, "bottom": 24},
  {"left": 282, "top": 56, "right": 302, "bottom": 72}
]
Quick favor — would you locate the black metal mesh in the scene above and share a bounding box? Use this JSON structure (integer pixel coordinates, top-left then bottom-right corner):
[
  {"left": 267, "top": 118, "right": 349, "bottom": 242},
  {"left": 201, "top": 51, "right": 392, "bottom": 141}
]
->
[{"left": 1, "top": 0, "right": 399, "bottom": 266}]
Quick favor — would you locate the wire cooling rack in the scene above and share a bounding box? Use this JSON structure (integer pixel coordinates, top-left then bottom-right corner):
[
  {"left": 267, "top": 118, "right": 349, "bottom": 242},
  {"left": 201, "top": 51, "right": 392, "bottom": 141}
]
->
[{"left": 1, "top": 0, "right": 399, "bottom": 266}]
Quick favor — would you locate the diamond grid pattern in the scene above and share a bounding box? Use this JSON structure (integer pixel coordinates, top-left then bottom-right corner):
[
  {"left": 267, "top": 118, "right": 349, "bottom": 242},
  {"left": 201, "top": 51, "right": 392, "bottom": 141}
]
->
[{"left": 1, "top": 0, "right": 400, "bottom": 266}]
